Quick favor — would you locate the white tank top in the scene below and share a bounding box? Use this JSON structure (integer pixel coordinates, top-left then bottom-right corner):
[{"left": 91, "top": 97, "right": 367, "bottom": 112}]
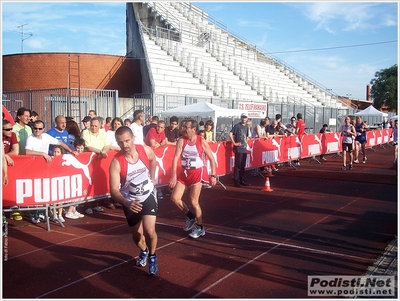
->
[{"left": 118, "top": 154, "right": 154, "bottom": 203}]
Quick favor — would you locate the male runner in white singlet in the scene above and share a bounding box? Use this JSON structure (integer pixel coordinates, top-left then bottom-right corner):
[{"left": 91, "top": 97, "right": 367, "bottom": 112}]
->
[
  {"left": 169, "top": 119, "right": 217, "bottom": 239},
  {"left": 109, "top": 126, "right": 159, "bottom": 275}
]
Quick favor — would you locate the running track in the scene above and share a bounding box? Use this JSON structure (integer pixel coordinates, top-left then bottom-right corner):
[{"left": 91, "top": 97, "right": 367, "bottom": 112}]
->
[{"left": 3, "top": 145, "right": 397, "bottom": 298}]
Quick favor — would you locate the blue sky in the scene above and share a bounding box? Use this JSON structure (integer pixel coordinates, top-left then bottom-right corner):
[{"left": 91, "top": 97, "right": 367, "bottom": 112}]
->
[{"left": 2, "top": 1, "right": 398, "bottom": 100}]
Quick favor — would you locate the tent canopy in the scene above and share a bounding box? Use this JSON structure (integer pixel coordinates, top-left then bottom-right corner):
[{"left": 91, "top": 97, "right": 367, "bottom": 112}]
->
[
  {"left": 354, "top": 105, "right": 388, "bottom": 117},
  {"left": 160, "top": 101, "right": 245, "bottom": 119},
  {"left": 160, "top": 102, "right": 246, "bottom": 140}
]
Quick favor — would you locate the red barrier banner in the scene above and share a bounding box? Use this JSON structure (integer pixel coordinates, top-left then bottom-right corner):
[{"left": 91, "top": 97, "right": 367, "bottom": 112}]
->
[{"left": 2, "top": 130, "right": 391, "bottom": 207}]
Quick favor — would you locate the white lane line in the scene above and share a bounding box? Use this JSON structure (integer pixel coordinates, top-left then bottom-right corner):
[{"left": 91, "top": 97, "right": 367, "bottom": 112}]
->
[{"left": 191, "top": 198, "right": 364, "bottom": 298}]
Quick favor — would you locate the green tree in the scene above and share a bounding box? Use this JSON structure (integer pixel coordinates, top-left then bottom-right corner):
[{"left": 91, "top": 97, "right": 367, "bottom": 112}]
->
[{"left": 370, "top": 64, "right": 398, "bottom": 112}]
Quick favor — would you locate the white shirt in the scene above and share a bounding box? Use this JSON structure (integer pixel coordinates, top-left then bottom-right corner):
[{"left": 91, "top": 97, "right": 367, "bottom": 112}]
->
[
  {"left": 129, "top": 122, "right": 144, "bottom": 145},
  {"left": 106, "top": 130, "right": 119, "bottom": 147},
  {"left": 25, "top": 133, "right": 59, "bottom": 154}
]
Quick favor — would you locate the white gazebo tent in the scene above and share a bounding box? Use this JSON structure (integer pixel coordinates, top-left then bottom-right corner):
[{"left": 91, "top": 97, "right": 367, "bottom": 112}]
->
[
  {"left": 354, "top": 105, "right": 388, "bottom": 117},
  {"left": 160, "top": 102, "right": 246, "bottom": 140}
]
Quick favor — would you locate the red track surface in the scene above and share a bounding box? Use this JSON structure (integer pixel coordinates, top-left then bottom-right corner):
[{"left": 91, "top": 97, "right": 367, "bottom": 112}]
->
[{"left": 3, "top": 145, "right": 397, "bottom": 298}]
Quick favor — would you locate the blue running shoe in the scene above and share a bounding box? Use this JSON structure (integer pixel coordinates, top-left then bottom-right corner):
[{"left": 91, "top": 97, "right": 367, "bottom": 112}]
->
[
  {"left": 189, "top": 226, "right": 206, "bottom": 238},
  {"left": 148, "top": 255, "right": 159, "bottom": 275},
  {"left": 183, "top": 218, "right": 197, "bottom": 231},
  {"left": 136, "top": 248, "right": 149, "bottom": 267}
]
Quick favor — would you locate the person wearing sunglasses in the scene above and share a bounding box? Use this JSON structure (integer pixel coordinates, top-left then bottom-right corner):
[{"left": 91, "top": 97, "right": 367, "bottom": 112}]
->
[
  {"left": 25, "top": 120, "right": 76, "bottom": 163},
  {"left": 2, "top": 120, "right": 19, "bottom": 166}
]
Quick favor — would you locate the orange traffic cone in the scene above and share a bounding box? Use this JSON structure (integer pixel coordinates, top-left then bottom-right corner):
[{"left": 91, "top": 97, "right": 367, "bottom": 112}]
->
[{"left": 261, "top": 177, "right": 273, "bottom": 192}]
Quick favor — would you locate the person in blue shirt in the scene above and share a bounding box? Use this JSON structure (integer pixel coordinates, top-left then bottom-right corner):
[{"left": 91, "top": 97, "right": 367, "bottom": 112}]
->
[{"left": 46, "top": 115, "right": 70, "bottom": 155}]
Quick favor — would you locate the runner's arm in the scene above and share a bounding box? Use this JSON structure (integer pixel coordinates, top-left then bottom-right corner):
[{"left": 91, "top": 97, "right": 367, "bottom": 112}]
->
[{"left": 109, "top": 157, "right": 130, "bottom": 208}]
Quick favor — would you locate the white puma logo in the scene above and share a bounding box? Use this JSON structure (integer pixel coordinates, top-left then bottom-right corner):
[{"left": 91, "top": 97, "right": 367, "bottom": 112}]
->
[
  {"left": 155, "top": 146, "right": 168, "bottom": 175},
  {"left": 210, "top": 143, "right": 221, "bottom": 168},
  {"left": 271, "top": 137, "right": 282, "bottom": 157},
  {"left": 246, "top": 139, "right": 255, "bottom": 161},
  {"left": 295, "top": 136, "right": 303, "bottom": 152},
  {"left": 314, "top": 134, "right": 322, "bottom": 151},
  {"left": 333, "top": 133, "right": 340, "bottom": 143},
  {"left": 206, "top": 143, "right": 221, "bottom": 174},
  {"left": 61, "top": 152, "right": 95, "bottom": 185}
]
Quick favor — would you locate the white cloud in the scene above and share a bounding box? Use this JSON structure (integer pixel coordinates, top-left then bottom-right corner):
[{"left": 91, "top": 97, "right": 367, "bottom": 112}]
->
[
  {"left": 298, "top": 2, "right": 397, "bottom": 34},
  {"left": 237, "top": 19, "right": 275, "bottom": 30}
]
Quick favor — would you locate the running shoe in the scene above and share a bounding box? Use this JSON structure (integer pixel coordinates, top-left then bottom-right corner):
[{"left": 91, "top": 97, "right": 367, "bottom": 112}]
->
[
  {"left": 189, "top": 226, "right": 206, "bottom": 238},
  {"left": 349, "top": 164, "right": 353, "bottom": 170},
  {"left": 136, "top": 248, "right": 149, "bottom": 267},
  {"left": 183, "top": 218, "right": 197, "bottom": 231},
  {"left": 341, "top": 165, "right": 346, "bottom": 170},
  {"left": 148, "top": 255, "right": 159, "bottom": 275},
  {"left": 353, "top": 159, "right": 359, "bottom": 164},
  {"left": 363, "top": 157, "right": 367, "bottom": 164},
  {"left": 85, "top": 208, "right": 93, "bottom": 215}
]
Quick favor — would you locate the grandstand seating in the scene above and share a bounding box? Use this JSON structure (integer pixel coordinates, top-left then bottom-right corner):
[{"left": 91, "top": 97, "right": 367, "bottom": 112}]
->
[{"left": 131, "top": 2, "right": 349, "bottom": 109}]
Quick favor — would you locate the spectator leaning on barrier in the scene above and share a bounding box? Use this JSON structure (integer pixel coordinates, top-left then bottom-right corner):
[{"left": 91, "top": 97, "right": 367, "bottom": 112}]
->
[
  {"left": 81, "top": 117, "right": 111, "bottom": 214},
  {"left": 3, "top": 120, "right": 19, "bottom": 166},
  {"left": 81, "top": 117, "right": 111, "bottom": 158},
  {"left": 12, "top": 107, "right": 32, "bottom": 155},
  {"left": 25, "top": 120, "right": 76, "bottom": 162},
  {"left": 165, "top": 116, "right": 180, "bottom": 146},
  {"left": 286, "top": 117, "right": 297, "bottom": 136},
  {"left": 46, "top": 115, "right": 69, "bottom": 155},
  {"left": 145, "top": 120, "right": 167, "bottom": 149}
]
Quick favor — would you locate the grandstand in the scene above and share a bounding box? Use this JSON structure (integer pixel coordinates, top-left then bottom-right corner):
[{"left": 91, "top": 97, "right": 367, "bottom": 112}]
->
[{"left": 126, "top": 2, "right": 353, "bottom": 113}]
